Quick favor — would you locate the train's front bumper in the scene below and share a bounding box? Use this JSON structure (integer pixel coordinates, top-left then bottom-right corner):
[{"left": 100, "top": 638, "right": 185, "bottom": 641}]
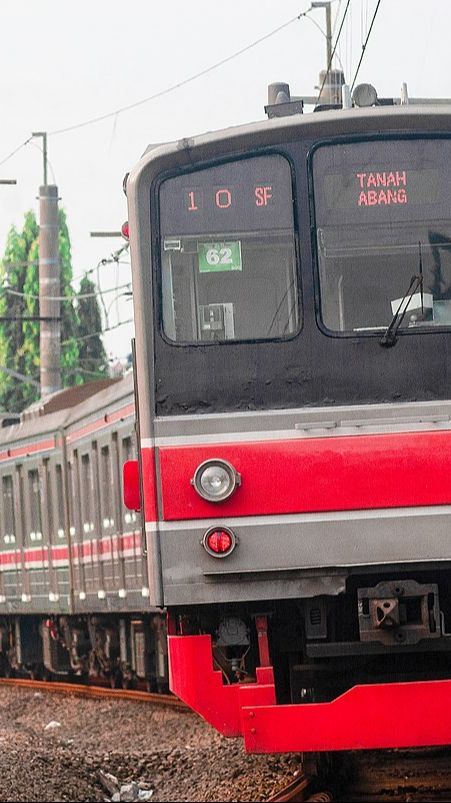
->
[{"left": 169, "top": 634, "right": 451, "bottom": 752}]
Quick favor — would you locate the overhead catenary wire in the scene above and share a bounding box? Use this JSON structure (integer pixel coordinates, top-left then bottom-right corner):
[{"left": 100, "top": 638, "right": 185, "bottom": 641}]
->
[
  {"left": 62, "top": 318, "right": 134, "bottom": 346},
  {"left": 0, "top": 136, "right": 32, "bottom": 169},
  {"left": 0, "top": 6, "right": 336, "bottom": 168},
  {"left": 48, "top": 7, "right": 316, "bottom": 137},
  {"left": 350, "top": 0, "right": 382, "bottom": 92},
  {"left": 4, "top": 281, "right": 131, "bottom": 302}
]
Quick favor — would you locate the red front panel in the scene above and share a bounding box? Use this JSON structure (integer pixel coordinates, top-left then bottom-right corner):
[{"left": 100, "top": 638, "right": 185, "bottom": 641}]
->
[
  {"left": 169, "top": 634, "right": 451, "bottom": 752},
  {"left": 159, "top": 430, "right": 451, "bottom": 520}
]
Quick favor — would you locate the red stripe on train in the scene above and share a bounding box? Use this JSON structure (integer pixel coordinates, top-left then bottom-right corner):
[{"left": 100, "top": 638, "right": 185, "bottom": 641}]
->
[{"left": 158, "top": 430, "right": 451, "bottom": 520}]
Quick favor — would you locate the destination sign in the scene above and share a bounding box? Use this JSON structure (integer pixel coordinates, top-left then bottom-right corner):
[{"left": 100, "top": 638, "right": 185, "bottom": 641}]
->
[
  {"left": 323, "top": 167, "right": 439, "bottom": 212},
  {"left": 313, "top": 139, "right": 448, "bottom": 225},
  {"left": 159, "top": 154, "right": 294, "bottom": 236}
]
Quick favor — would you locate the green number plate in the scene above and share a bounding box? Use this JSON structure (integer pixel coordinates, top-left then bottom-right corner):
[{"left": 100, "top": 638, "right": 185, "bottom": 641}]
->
[{"left": 198, "top": 241, "right": 242, "bottom": 273}]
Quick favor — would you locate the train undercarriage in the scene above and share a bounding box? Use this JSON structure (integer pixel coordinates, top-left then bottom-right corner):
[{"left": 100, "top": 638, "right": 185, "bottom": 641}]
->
[
  {"left": 168, "top": 567, "right": 451, "bottom": 752},
  {"left": 0, "top": 613, "right": 168, "bottom": 691},
  {"left": 173, "top": 569, "right": 451, "bottom": 702}
]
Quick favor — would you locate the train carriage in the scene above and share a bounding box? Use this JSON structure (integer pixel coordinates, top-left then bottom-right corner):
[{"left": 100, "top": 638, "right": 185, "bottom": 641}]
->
[
  {"left": 124, "top": 90, "right": 451, "bottom": 753},
  {"left": 0, "top": 375, "right": 167, "bottom": 689}
]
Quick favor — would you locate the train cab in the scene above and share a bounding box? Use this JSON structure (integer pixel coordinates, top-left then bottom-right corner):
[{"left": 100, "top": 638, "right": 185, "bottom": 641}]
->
[{"left": 125, "top": 93, "right": 451, "bottom": 752}]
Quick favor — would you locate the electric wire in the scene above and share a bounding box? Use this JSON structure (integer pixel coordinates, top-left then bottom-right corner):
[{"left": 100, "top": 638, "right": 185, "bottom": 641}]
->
[
  {"left": 49, "top": 8, "right": 315, "bottom": 137},
  {"left": 0, "top": 137, "right": 32, "bottom": 169},
  {"left": 4, "top": 282, "right": 131, "bottom": 302},
  {"left": 350, "top": 0, "right": 382, "bottom": 92},
  {"left": 62, "top": 318, "right": 133, "bottom": 346}
]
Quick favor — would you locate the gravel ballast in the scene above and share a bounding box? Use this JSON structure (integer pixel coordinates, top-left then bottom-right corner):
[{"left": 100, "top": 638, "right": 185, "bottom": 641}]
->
[{"left": 0, "top": 687, "right": 300, "bottom": 802}]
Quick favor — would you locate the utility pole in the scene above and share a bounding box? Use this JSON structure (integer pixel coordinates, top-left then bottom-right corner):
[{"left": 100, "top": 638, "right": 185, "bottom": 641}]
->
[
  {"left": 32, "top": 132, "right": 61, "bottom": 397},
  {"left": 312, "top": 1, "right": 344, "bottom": 106},
  {"left": 312, "top": 1, "right": 332, "bottom": 75}
]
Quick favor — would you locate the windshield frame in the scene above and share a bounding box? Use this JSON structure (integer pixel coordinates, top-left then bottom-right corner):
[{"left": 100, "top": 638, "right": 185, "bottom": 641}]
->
[
  {"left": 309, "top": 132, "right": 451, "bottom": 340},
  {"left": 154, "top": 148, "right": 303, "bottom": 348}
]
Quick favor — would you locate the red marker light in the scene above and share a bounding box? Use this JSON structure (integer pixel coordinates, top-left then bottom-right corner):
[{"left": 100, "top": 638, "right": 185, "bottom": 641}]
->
[
  {"left": 121, "top": 221, "right": 129, "bottom": 240},
  {"left": 203, "top": 527, "right": 236, "bottom": 557}
]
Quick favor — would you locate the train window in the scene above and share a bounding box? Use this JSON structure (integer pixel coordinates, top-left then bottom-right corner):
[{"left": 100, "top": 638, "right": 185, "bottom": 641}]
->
[
  {"left": 100, "top": 445, "right": 115, "bottom": 530},
  {"left": 80, "top": 454, "right": 94, "bottom": 535},
  {"left": 159, "top": 155, "right": 299, "bottom": 343},
  {"left": 2, "top": 476, "right": 16, "bottom": 544},
  {"left": 28, "top": 469, "right": 43, "bottom": 542},
  {"left": 313, "top": 138, "right": 451, "bottom": 334},
  {"left": 55, "top": 465, "right": 66, "bottom": 539}
]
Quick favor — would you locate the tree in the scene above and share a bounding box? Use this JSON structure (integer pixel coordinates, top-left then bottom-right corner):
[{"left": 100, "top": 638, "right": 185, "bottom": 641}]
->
[
  {"left": 76, "top": 275, "right": 108, "bottom": 379},
  {"left": 0, "top": 212, "right": 40, "bottom": 411},
  {"left": 0, "top": 209, "right": 87, "bottom": 412}
]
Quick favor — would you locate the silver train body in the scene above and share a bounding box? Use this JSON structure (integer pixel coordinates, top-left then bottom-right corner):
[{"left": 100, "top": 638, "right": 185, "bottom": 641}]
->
[{"left": 0, "top": 375, "right": 167, "bottom": 688}]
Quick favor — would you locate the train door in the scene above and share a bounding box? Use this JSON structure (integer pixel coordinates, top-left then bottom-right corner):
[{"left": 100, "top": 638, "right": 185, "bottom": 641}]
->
[
  {"left": 97, "top": 431, "right": 122, "bottom": 598},
  {"left": 13, "top": 464, "right": 31, "bottom": 605},
  {"left": 41, "top": 458, "right": 56, "bottom": 601},
  {"left": 119, "top": 431, "right": 144, "bottom": 604},
  {"left": 47, "top": 453, "right": 72, "bottom": 608},
  {"left": 22, "top": 460, "right": 48, "bottom": 609},
  {"left": 0, "top": 467, "right": 20, "bottom": 607},
  {"left": 89, "top": 440, "right": 107, "bottom": 600},
  {"left": 70, "top": 449, "right": 87, "bottom": 604},
  {"left": 110, "top": 430, "right": 127, "bottom": 599}
]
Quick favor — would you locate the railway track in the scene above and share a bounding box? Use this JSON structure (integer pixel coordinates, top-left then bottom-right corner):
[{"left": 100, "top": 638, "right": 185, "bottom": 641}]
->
[
  {"left": 267, "top": 746, "right": 451, "bottom": 803},
  {"left": 339, "top": 748, "right": 451, "bottom": 802},
  {"left": 267, "top": 771, "right": 333, "bottom": 802},
  {"left": 0, "top": 676, "right": 187, "bottom": 709},
  {"left": 5, "top": 677, "right": 451, "bottom": 801}
]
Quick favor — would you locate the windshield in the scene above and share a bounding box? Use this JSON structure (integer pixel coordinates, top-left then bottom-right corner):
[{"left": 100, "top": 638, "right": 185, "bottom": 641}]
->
[
  {"left": 312, "top": 138, "right": 451, "bottom": 333},
  {"left": 159, "top": 155, "right": 299, "bottom": 342}
]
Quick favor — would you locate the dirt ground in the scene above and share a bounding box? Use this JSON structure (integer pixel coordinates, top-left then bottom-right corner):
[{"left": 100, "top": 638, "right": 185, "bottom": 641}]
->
[{"left": 0, "top": 687, "right": 300, "bottom": 802}]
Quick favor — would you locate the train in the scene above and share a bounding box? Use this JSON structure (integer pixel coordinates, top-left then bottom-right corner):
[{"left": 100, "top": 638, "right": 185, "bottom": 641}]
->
[
  {"left": 5, "top": 74, "right": 451, "bottom": 757},
  {"left": 122, "top": 77, "right": 451, "bottom": 754},
  {"left": 0, "top": 374, "right": 167, "bottom": 690}
]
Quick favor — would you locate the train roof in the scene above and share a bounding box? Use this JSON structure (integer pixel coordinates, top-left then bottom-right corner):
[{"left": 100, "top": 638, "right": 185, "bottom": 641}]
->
[
  {"left": 0, "top": 372, "right": 134, "bottom": 448},
  {"left": 22, "top": 377, "right": 121, "bottom": 420},
  {"left": 135, "top": 104, "right": 451, "bottom": 181}
]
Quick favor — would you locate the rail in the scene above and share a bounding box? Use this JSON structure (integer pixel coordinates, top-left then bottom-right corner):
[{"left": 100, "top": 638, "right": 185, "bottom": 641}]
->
[{"left": 0, "top": 677, "right": 188, "bottom": 709}]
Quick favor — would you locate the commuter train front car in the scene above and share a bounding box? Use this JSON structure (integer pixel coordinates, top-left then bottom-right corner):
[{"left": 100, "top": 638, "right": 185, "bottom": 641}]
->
[{"left": 125, "top": 93, "right": 451, "bottom": 752}]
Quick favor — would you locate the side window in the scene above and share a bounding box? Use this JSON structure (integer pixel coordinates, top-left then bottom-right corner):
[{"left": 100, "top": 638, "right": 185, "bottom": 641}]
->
[
  {"left": 81, "top": 454, "right": 94, "bottom": 535},
  {"left": 28, "top": 469, "right": 43, "bottom": 542},
  {"left": 55, "top": 464, "right": 66, "bottom": 539},
  {"left": 67, "top": 461, "right": 76, "bottom": 538},
  {"left": 2, "top": 476, "right": 16, "bottom": 545}
]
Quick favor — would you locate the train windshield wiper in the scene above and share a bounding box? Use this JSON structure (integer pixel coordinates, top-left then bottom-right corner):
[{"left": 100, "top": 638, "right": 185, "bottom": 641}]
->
[{"left": 379, "top": 273, "right": 424, "bottom": 348}]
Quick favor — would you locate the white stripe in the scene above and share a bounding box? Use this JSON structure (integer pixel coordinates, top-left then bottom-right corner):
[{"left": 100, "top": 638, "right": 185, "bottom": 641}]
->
[
  {"left": 149, "top": 419, "right": 451, "bottom": 447},
  {"left": 156, "top": 504, "right": 451, "bottom": 531}
]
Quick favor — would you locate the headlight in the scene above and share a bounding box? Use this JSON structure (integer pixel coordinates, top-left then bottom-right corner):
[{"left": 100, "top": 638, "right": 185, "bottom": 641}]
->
[{"left": 191, "top": 459, "right": 241, "bottom": 502}]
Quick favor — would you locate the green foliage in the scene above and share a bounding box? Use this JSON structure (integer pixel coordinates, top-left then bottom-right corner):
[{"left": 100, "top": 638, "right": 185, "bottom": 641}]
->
[
  {"left": 0, "top": 212, "right": 40, "bottom": 411},
  {"left": 77, "top": 275, "right": 108, "bottom": 379},
  {"left": 0, "top": 208, "right": 107, "bottom": 413}
]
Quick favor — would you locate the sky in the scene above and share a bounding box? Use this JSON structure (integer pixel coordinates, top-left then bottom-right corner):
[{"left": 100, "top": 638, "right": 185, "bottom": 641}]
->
[{"left": 0, "top": 0, "right": 448, "bottom": 362}]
